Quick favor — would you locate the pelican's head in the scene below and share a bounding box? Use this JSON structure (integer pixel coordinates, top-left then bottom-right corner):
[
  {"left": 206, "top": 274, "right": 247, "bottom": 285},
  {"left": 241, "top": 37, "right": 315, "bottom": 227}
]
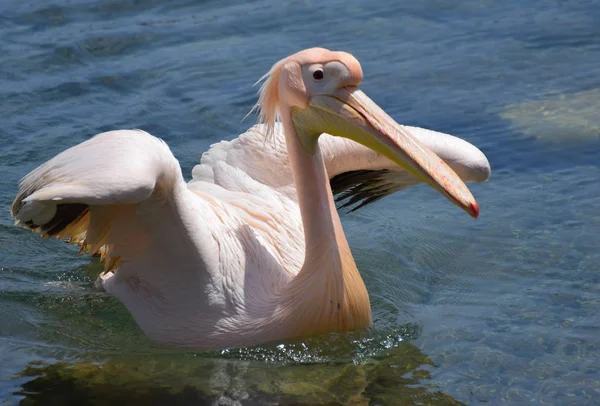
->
[{"left": 256, "top": 48, "right": 479, "bottom": 218}]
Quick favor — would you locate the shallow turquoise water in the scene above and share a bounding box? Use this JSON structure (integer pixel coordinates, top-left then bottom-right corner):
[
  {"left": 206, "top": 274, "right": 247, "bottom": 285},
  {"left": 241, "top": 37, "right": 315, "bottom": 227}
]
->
[{"left": 1, "top": 0, "right": 599, "bottom": 404}]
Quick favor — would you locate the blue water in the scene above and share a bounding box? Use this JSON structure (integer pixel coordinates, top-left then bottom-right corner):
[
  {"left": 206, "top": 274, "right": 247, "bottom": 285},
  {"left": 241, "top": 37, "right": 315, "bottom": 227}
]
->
[{"left": 1, "top": 0, "right": 600, "bottom": 404}]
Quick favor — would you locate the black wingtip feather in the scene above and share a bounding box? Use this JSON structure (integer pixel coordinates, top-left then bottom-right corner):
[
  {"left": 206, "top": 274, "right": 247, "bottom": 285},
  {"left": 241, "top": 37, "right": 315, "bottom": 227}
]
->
[
  {"left": 330, "top": 169, "right": 396, "bottom": 213},
  {"left": 40, "top": 204, "right": 89, "bottom": 236}
]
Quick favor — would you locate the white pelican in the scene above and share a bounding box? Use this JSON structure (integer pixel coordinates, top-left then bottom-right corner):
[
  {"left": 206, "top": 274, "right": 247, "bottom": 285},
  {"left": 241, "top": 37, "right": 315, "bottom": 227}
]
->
[{"left": 11, "top": 48, "right": 489, "bottom": 349}]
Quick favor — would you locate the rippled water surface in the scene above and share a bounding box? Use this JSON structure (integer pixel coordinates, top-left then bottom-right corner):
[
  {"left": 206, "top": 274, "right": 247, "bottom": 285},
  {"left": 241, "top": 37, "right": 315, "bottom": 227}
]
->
[{"left": 1, "top": 0, "right": 600, "bottom": 404}]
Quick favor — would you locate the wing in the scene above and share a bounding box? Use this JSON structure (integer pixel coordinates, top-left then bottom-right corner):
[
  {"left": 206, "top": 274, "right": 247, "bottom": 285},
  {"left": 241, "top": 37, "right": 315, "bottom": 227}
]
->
[
  {"left": 192, "top": 123, "right": 490, "bottom": 211},
  {"left": 11, "top": 129, "right": 191, "bottom": 276}
]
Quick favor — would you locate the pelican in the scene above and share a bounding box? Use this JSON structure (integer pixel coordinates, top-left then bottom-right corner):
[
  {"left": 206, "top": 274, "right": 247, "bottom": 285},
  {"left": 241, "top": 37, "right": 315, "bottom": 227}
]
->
[{"left": 11, "top": 48, "right": 489, "bottom": 349}]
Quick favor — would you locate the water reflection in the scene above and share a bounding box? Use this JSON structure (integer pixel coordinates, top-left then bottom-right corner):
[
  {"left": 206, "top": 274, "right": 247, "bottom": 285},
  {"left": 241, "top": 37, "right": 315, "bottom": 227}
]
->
[{"left": 14, "top": 341, "right": 464, "bottom": 405}]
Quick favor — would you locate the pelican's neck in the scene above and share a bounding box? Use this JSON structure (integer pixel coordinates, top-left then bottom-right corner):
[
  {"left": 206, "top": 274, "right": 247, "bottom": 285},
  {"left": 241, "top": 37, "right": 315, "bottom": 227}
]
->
[
  {"left": 281, "top": 118, "right": 338, "bottom": 250},
  {"left": 274, "top": 110, "right": 372, "bottom": 337}
]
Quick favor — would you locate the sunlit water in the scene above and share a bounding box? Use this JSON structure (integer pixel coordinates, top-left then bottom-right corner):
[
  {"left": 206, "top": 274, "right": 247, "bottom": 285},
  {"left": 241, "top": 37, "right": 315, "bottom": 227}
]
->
[{"left": 1, "top": 0, "right": 599, "bottom": 404}]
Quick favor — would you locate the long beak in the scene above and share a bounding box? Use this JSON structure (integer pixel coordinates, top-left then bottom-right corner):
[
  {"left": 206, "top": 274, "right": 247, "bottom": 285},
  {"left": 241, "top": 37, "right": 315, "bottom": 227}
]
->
[{"left": 306, "top": 87, "right": 479, "bottom": 218}]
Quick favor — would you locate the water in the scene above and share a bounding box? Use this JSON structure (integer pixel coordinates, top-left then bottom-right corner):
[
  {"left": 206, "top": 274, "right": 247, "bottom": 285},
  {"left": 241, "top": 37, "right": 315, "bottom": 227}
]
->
[{"left": 1, "top": 0, "right": 599, "bottom": 404}]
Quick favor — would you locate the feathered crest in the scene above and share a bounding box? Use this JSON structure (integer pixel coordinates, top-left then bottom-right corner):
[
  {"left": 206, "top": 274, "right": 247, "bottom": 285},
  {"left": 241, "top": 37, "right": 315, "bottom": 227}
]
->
[{"left": 245, "top": 58, "right": 285, "bottom": 146}]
